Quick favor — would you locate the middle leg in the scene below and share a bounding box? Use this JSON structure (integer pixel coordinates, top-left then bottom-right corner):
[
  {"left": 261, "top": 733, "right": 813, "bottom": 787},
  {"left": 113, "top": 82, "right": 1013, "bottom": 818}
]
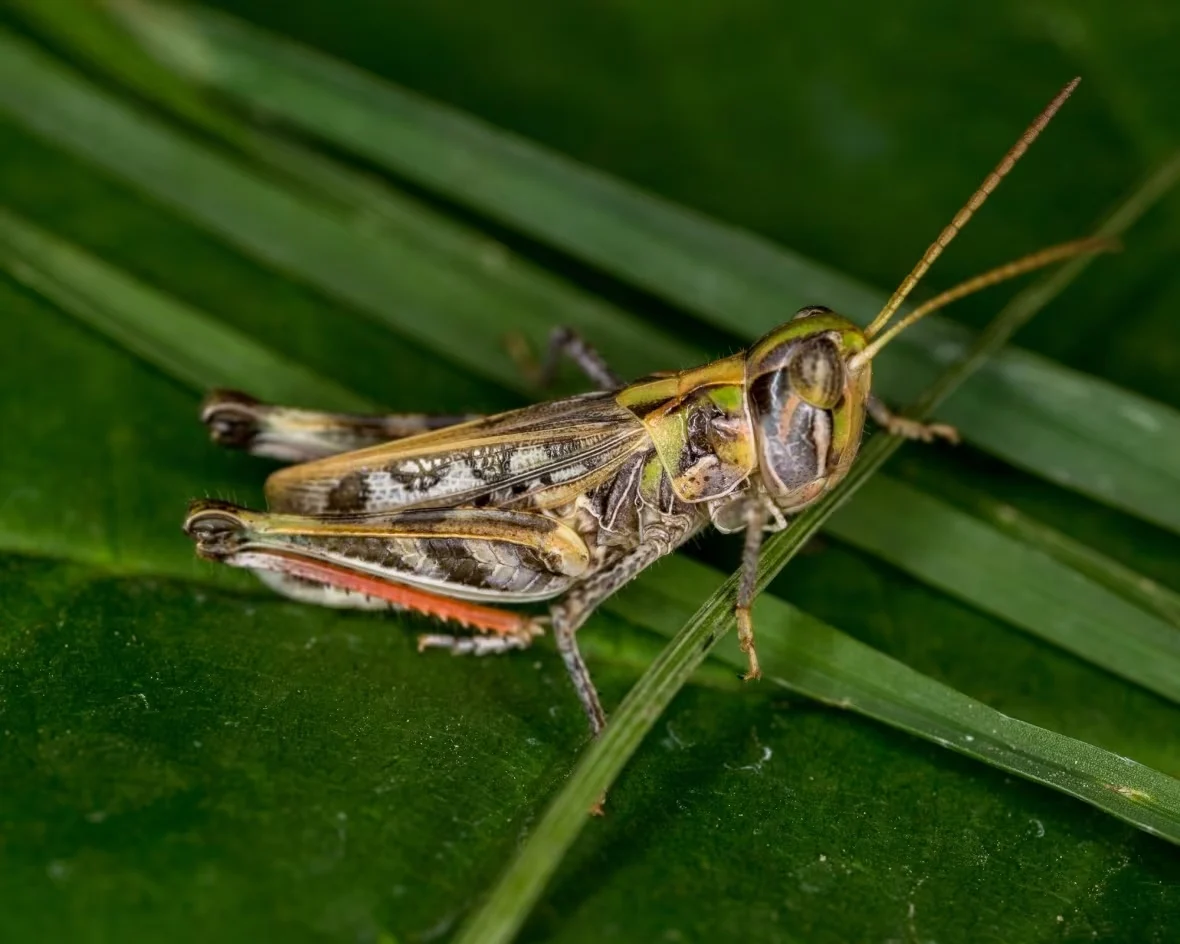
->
[
  {"left": 509, "top": 326, "right": 623, "bottom": 392},
  {"left": 734, "top": 500, "right": 769, "bottom": 682},
  {"left": 546, "top": 519, "right": 701, "bottom": 736}
]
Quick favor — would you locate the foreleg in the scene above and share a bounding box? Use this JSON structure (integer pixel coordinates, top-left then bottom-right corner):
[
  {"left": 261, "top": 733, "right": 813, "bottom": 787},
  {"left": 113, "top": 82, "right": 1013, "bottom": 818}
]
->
[{"left": 866, "top": 394, "right": 959, "bottom": 444}]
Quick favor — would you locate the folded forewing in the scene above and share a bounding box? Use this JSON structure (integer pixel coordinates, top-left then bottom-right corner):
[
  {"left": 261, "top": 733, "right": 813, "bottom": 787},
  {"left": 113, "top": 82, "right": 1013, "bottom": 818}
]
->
[{"left": 266, "top": 392, "right": 649, "bottom": 516}]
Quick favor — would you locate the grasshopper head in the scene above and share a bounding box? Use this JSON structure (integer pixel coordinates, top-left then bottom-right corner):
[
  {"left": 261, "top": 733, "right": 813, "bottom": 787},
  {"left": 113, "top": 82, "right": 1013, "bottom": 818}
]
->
[
  {"left": 741, "top": 80, "right": 1101, "bottom": 517},
  {"left": 745, "top": 307, "right": 871, "bottom": 513}
]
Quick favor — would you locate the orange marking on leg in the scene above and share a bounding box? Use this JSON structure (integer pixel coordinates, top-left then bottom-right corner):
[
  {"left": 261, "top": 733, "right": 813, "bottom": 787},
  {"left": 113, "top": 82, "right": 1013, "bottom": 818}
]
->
[{"left": 259, "top": 550, "right": 533, "bottom": 636}]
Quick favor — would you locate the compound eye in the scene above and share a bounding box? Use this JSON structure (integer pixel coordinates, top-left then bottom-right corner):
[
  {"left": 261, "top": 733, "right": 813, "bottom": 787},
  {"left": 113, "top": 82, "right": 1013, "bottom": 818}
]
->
[{"left": 787, "top": 336, "right": 844, "bottom": 409}]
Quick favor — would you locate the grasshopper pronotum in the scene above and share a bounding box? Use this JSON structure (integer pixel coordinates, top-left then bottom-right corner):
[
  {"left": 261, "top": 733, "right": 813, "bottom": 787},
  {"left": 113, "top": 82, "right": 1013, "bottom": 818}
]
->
[{"left": 186, "top": 79, "right": 1106, "bottom": 736}]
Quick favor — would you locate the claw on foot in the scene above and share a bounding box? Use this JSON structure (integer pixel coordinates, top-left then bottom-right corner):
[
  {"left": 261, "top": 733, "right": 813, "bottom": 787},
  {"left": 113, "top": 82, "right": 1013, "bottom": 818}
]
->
[
  {"left": 183, "top": 499, "right": 253, "bottom": 560},
  {"left": 885, "top": 416, "right": 960, "bottom": 444},
  {"left": 201, "top": 389, "right": 265, "bottom": 450},
  {"left": 416, "top": 619, "right": 544, "bottom": 655},
  {"left": 735, "top": 604, "right": 762, "bottom": 681}
]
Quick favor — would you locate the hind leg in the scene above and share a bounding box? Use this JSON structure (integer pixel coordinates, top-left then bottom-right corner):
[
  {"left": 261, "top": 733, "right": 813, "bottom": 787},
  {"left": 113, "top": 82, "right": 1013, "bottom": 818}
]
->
[
  {"left": 254, "top": 570, "right": 400, "bottom": 611},
  {"left": 538, "top": 327, "right": 622, "bottom": 390},
  {"left": 184, "top": 499, "right": 549, "bottom": 647},
  {"left": 201, "top": 389, "right": 478, "bottom": 462},
  {"left": 256, "top": 570, "right": 545, "bottom": 659},
  {"left": 545, "top": 519, "right": 701, "bottom": 737}
]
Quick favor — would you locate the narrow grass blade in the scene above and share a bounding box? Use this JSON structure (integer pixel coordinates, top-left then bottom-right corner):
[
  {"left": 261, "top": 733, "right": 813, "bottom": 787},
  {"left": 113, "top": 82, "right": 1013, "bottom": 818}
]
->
[
  {"left": 975, "top": 500, "right": 1180, "bottom": 628},
  {"left": 451, "top": 163, "right": 1180, "bottom": 943},
  {"left": 0, "top": 30, "right": 700, "bottom": 393},
  {"left": 827, "top": 476, "right": 1180, "bottom": 701},
  {"left": 105, "top": 0, "right": 1180, "bottom": 535},
  {"left": 0, "top": 210, "right": 371, "bottom": 411}
]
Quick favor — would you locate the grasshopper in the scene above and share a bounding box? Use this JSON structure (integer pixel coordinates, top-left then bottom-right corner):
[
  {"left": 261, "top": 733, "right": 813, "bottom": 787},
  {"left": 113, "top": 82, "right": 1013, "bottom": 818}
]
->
[{"left": 185, "top": 79, "right": 1104, "bottom": 736}]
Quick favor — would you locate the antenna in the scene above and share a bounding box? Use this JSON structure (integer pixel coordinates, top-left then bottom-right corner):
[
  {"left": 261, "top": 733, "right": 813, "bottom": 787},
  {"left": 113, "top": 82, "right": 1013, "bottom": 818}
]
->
[
  {"left": 852, "top": 236, "right": 1116, "bottom": 365},
  {"left": 863, "top": 77, "right": 1081, "bottom": 341}
]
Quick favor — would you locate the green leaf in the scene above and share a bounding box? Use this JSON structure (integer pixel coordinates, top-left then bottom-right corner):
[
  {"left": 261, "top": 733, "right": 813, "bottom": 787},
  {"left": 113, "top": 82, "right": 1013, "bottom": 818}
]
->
[
  {"left": 106, "top": 0, "right": 1180, "bottom": 535},
  {"left": 5, "top": 4, "right": 1180, "bottom": 942}
]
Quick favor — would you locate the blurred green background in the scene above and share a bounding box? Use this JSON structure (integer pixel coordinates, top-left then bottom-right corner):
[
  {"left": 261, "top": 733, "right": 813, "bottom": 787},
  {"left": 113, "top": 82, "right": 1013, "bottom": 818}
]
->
[
  {"left": 2, "top": 1, "right": 1179, "bottom": 942},
  {"left": 200, "top": 0, "right": 1180, "bottom": 393}
]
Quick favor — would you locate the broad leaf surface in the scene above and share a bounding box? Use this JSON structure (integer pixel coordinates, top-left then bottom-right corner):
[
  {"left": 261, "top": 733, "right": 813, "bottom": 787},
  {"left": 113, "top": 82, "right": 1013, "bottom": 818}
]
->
[{"left": 2, "top": 2, "right": 1180, "bottom": 942}]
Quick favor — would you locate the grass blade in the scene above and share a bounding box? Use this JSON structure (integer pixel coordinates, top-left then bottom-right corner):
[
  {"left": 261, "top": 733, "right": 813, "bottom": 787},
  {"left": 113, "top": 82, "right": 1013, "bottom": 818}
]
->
[
  {"left": 0, "top": 30, "right": 701, "bottom": 393},
  {"left": 12, "top": 0, "right": 713, "bottom": 388},
  {"left": 828, "top": 476, "right": 1180, "bottom": 701},
  {"left": 106, "top": 0, "right": 1180, "bottom": 535},
  {"left": 975, "top": 500, "right": 1180, "bottom": 628},
  {"left": 7, "top": 208, "right": 1180, "bottom": 845},
  {"left": 12, "top": 0, "right": 246, "bottom": 144},
  {"left": 451, "top": 160, "right": 1180, "bottom": 943},
  {"left": 0, "top": 210, "right": 371, "bottom": 412}
]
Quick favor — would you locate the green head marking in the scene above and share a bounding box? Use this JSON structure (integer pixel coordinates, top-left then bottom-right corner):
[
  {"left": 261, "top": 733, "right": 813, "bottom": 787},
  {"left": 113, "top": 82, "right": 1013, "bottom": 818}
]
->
[{"left": 747, "top": 307, "right": 865, "bottom": 382}]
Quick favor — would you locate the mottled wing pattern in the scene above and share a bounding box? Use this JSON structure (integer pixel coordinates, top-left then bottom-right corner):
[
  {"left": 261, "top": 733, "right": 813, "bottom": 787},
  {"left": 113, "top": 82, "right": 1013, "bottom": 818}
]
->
[{"left": 265, "top": 391, "right": 650, "bottom": 517}]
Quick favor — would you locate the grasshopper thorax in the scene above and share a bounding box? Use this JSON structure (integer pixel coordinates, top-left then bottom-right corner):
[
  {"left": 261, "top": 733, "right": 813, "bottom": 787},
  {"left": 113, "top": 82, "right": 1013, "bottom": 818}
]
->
[{"left": 745, "top": 307, "right": 872, "bottom": 513}]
